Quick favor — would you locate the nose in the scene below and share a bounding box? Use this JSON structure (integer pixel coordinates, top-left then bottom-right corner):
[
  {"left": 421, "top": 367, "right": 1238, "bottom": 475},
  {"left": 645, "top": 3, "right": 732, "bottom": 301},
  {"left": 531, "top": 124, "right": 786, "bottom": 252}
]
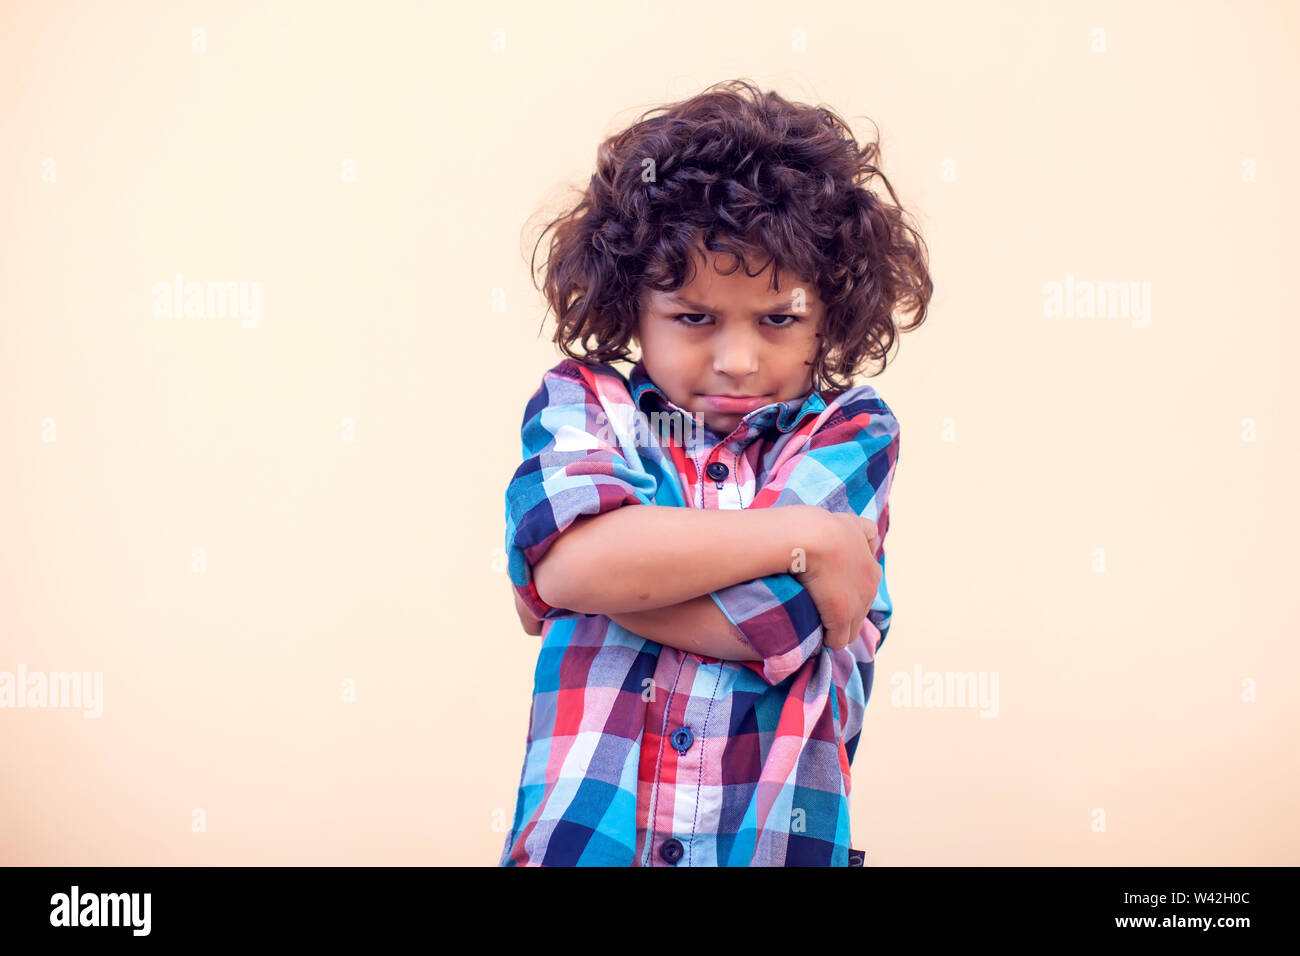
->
[{"left": 712, "top": 326, "right": 760, "bottom": 380}]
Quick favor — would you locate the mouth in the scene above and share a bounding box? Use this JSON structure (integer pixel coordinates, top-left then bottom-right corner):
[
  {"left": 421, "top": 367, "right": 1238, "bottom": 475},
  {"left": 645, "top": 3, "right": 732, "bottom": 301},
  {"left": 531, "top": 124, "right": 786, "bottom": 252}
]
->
[{"left": 697, "top": 393, "right": 772, "bottom": 414}]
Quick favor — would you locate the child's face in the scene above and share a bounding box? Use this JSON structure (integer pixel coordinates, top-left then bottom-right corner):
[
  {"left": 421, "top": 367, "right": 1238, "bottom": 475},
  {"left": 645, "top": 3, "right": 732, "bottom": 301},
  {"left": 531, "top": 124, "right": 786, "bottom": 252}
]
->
[{"left": 632, "top": 248, "right": 825, "bottom": 436}]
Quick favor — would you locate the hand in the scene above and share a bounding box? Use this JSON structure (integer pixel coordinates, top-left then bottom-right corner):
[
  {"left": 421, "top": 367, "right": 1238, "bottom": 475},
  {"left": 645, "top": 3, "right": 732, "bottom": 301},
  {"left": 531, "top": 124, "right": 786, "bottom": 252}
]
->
[
  {"left": 513, "top": 585, "right": 544, "bottom": 636},
  {"left": 790, "top": 510, "right": 882, "bottom": 652}
]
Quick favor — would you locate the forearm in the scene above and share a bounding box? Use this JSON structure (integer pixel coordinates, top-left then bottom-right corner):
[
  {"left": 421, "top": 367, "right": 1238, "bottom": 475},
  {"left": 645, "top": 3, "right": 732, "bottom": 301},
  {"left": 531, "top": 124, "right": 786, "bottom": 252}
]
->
[
  {"left": 607, "top": 594, "right": 762, "bottom": 661},
  {"left": 533, "top": 503, "right": 819, "bottom": 615}
]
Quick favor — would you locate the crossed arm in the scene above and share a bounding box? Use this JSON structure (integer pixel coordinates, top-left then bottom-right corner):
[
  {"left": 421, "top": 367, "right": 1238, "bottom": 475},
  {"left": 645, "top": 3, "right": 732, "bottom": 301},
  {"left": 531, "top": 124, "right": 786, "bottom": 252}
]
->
[
  {"left": 514, "top": 503, "right": 826, "bottom": 661},
  {"left": 510, "top": 566, "right": 756, "bottom": 659},
  {"left": 504, "top": 363, "right": 896, "bottom": 679}
]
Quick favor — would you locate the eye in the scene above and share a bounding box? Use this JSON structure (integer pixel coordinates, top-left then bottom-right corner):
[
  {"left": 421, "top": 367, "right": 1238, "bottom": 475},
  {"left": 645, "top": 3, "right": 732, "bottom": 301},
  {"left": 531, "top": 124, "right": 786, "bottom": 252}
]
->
[{"left": 670, "top": 313, "right": 803, "bottom": 328}]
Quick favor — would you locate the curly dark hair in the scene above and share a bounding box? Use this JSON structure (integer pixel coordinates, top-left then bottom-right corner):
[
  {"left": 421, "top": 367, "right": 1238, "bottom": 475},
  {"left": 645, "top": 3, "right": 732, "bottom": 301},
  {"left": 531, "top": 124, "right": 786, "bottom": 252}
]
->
[{"left": 527, "top": 78, "right": 932, "bottom": 390}]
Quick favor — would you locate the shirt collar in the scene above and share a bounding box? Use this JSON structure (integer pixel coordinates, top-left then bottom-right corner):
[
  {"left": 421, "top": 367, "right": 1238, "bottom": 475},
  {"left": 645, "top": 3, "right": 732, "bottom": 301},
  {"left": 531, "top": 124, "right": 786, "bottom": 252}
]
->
[{"left": 628, "top": 359, "right": 828, "bottom": 436}]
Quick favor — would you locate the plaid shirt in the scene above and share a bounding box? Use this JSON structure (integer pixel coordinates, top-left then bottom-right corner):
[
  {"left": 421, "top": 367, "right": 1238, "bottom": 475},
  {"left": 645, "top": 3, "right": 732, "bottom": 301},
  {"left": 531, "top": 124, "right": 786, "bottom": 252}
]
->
[{"left": 499, "top": 357, "right": 899, "bottom": 866}]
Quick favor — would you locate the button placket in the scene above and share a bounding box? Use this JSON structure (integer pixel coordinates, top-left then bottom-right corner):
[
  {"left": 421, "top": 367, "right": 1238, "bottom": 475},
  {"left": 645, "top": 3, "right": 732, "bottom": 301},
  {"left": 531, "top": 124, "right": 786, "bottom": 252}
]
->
[
  {"left": 701, "top": 446, "right": 745, "bottom": 510},
  {"left": 650, "top": 657, "right": 708, "bottom": 866}
]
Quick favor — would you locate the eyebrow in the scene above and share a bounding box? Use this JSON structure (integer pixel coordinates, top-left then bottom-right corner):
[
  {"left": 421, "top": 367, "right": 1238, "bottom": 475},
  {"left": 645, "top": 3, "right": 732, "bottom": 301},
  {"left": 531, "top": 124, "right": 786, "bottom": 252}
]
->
[{"left": 665, "top": 293, "right": 808, "bottom": 314}]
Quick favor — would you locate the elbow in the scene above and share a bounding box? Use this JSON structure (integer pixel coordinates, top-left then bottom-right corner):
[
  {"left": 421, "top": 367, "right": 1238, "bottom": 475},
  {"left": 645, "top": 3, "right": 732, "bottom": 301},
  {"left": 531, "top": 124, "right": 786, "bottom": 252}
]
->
[
  {"left": 532, "top": 550, "right": 571, "bottom": 611},
  {"left": 532, "top": 544, "right": 595, "bottom": 615},
  {"left": 531, "top": 515, "right": 603, "bottom": 614}
]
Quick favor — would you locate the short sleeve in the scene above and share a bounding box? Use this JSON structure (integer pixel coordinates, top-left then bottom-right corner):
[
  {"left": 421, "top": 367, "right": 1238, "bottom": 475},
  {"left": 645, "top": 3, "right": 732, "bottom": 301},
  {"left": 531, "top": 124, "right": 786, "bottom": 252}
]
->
[
  {"left": 505, "top": 359, "right": 659, "bottom": 621},
  {"left": 708, "top": 386, "right": 900, "bottom": 682}
]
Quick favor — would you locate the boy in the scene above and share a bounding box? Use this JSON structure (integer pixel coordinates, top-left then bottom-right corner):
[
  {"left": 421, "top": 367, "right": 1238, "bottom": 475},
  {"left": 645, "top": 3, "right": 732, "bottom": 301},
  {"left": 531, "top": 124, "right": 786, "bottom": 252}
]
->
[{"left": 500, "top": 80, "right": 930, "bottom": 865}]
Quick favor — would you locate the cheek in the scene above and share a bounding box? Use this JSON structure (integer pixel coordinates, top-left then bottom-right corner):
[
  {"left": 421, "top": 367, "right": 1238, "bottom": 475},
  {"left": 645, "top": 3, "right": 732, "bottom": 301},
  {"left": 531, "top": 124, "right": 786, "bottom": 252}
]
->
[{"left": 787, "top": 335, "right": 820, "bottom": 367}]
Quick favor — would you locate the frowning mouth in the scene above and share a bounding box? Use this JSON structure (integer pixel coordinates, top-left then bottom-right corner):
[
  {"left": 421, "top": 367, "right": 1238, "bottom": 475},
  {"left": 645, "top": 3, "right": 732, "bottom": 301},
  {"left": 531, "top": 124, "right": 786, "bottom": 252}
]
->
[{"left": 697, "top": 394, "right": 772, "bottom": 413}]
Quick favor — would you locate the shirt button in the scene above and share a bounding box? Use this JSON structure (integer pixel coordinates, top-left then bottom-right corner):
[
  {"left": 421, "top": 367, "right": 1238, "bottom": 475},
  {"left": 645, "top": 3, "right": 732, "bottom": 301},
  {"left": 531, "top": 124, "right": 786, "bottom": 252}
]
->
[
  {"left": 659, "top": 838, "right": 684, "bottom": 864},
  {"left": 670, "top": 727, "right": 694, "bottom": 753},
  {"left": 705, "top": 461, "right": 729, "bottom": 481}
]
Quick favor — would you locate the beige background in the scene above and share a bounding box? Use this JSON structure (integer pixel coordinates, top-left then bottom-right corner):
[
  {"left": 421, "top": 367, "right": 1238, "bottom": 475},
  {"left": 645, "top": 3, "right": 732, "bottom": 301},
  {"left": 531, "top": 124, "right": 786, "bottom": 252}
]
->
[{"left": 1, "top": 0, "right": 1296, "bottom": 865}]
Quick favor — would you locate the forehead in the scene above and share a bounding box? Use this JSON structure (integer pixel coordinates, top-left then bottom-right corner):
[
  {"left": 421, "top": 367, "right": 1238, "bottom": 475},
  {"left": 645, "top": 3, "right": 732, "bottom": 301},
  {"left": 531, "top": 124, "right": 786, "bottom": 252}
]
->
[
  {"left": 646, "top": 289, "right": 822, "bottom": 317},
  {"left": 648, "top": 265, "right": 821, "bottom": 309}
]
